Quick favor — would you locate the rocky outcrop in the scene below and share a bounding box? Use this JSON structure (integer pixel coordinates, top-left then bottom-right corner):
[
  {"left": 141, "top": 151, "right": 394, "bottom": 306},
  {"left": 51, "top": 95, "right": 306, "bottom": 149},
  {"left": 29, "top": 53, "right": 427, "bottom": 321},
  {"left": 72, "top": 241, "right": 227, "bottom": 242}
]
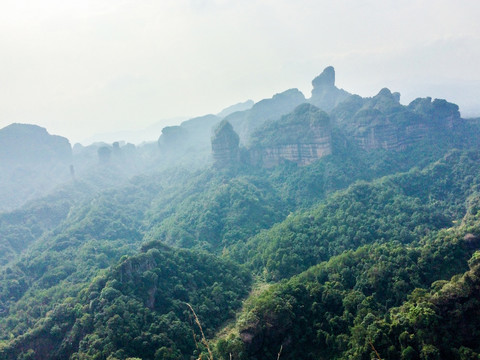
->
[
  {"left": 353, "top": 117, "right": 429, "bottom": 151},
  {"left": 408, "top": 97, "right": 461, "bottom": 129},
  {"left": 334, "top": 88, "right": 462, "bottom": 151},
  {"left": 248, "top": 104, "right": 332, "bottom": 167},
  {"left": 309, "top": 66, "right": 351, "bottom": 111},
  {"left": 211, "top": 120, "right": 240, "bottom": 167},
  {"left": 250, "top": 142, "right": 331, "bottom": 168},
  {"left": 210, "top": 69, "right": 467, "bottom": 166},
  {"left": 211, "top": 105, "right": 332, "bottom": 169}
]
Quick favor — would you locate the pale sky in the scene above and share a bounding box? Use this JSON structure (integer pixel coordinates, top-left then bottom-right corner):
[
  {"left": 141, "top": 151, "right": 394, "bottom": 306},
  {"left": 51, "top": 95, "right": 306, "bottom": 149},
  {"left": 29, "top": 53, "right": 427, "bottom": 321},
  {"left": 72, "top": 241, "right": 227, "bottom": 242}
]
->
[{"left": 1, "top": 0, "right": 479, "bottom": 144}]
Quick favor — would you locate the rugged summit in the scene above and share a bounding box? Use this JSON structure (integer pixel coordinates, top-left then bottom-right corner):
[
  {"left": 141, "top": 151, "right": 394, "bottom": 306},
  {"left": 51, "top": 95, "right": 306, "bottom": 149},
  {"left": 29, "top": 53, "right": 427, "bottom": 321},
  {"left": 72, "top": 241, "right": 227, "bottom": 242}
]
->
[
  {"left": 309, "top": 66, "right": 351, "bottom": 111},
  {"left": 210, "top": 68, "right": 469, "bottom": 167}
]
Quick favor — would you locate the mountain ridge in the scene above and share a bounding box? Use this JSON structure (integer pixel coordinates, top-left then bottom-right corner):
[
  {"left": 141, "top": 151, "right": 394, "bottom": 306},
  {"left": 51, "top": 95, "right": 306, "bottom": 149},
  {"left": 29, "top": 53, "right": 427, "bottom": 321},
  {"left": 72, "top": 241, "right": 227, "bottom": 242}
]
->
[{"left": 1, "top": 66, "right": 480, "bottom": 360}]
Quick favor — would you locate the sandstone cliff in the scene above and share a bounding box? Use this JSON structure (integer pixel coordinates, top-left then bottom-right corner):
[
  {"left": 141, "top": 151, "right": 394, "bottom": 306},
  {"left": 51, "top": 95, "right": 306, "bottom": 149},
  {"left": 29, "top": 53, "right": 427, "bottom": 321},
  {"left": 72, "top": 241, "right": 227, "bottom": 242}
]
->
[
  {"left": 211, "top": 68, "right": 467, "bottom": 168},
  {"left": 211, "top": 120, "right": 240, "bottom": 167},
  {"left": 331, "top": 88, "right": 461, "bottom": 151},
  {"left": 248, "top": 104, "right": 332, "bottom": 167}
]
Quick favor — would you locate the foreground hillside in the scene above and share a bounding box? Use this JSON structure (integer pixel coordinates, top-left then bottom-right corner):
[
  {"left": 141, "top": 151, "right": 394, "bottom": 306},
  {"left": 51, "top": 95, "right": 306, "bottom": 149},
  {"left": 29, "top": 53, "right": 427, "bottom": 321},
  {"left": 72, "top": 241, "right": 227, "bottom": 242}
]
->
[
  {"left": 1, "top": 67, "right": 480, "bottom": 359},
  {"left": 1, "top": 149, "right": 480, "bottom": 359},
  {"left": 216, "top": 204, "right": 480, "bottom": 359}
]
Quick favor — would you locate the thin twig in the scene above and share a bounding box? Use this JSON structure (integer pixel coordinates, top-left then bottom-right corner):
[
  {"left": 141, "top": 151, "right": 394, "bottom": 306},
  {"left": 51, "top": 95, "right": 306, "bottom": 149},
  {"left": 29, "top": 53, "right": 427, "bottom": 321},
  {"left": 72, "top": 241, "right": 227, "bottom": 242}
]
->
[
  {"left": 186, "top": 302, "right": 214, "bottom": 360},
  {"left": 368, "top": 340, "right": 382, "bottom": 360},
  {"left": 277, "top": 344, "right": 283, "bottom": 360}
]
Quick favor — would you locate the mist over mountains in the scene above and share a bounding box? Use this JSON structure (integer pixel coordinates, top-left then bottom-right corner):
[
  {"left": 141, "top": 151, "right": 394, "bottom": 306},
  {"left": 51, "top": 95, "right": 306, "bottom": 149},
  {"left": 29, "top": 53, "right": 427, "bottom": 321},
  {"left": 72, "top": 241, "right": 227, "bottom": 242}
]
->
[
  {"left": 1, "top": 67, "right": 480, "bottom": 359},
  {"left": 0, "top": 66, "right": 473, "bottom": 212}
]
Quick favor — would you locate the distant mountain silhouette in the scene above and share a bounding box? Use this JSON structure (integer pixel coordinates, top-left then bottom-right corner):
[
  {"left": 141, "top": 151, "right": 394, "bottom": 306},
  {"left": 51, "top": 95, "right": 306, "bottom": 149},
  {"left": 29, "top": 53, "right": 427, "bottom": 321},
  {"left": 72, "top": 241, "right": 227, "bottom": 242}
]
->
[{"left": 0, "top": 123, "right": 71, "bottom": 165}]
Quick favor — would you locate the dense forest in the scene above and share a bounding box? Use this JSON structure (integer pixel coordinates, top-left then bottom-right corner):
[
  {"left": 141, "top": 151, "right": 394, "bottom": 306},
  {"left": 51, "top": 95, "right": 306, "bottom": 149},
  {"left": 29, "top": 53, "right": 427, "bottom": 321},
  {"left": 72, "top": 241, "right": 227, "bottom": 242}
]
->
[{"left": 1, "top": 67, "right": 480, "bottom": 359}]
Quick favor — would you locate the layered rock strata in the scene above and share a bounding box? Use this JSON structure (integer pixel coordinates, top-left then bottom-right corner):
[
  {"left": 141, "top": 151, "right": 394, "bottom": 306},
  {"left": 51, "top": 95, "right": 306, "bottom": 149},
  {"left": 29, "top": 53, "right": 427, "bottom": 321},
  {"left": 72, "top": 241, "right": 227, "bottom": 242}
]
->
[{"left": 211, "top": 120, "right": 240, "bottom": 167}]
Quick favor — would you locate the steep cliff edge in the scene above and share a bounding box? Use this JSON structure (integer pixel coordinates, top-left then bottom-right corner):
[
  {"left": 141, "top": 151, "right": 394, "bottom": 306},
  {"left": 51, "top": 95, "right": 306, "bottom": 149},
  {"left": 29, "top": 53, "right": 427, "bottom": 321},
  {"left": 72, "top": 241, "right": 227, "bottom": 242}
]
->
[
  {"left": 209, "top": 68, "right": 468, "bottom": 169},
  {"left": 212, "top": 104, "right": 332, "bottom": 169},
  {"left": 211, "top": 120, "right": 240, "bottom": 167},
  {"left": 248, "top": 104, "right": 332, "bottom": 167},
  {"left": 331, "top": 88, "right": 462, "bottom": 151}
]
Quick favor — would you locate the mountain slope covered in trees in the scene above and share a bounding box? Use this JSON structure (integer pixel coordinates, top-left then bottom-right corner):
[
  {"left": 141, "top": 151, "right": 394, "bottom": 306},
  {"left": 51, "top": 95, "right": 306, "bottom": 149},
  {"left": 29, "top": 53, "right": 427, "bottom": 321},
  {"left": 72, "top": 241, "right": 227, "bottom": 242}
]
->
[{"left": 1, "top": 67, "right": 480, "bottom": 359}]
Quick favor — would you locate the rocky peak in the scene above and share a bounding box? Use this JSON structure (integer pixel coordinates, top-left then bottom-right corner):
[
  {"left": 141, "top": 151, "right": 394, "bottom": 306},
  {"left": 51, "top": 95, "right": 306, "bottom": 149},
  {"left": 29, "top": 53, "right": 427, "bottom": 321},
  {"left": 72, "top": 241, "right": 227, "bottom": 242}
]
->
[
  {"left": 375, "top": 88, "right": 400, "bottom": 103},
  {"left": 312, "top": 66, "right": 335, "bottom": 88},
  {"left": 310, "top": 66, "right": 351, "bottom": 112},
  {"left": 363, "top": 88, "right": 403, "bottom": 115},
  {"left": 211, "top": 120, "right": 240, "bottom": 167}
]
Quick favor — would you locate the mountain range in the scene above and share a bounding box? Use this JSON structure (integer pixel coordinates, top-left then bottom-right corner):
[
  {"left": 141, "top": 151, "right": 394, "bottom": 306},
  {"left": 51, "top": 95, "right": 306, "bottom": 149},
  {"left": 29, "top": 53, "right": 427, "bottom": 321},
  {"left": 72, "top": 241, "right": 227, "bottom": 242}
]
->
[{"left": 1, "top": 67, "right": 480, "bottom": 360}]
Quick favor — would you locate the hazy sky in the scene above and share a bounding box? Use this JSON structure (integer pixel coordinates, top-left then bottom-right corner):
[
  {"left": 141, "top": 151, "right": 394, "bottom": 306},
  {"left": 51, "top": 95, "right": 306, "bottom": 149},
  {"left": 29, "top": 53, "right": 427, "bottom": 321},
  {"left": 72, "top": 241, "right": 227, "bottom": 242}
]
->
[{"left": 1, "top": 0, "right": 479, "bottom": 144}]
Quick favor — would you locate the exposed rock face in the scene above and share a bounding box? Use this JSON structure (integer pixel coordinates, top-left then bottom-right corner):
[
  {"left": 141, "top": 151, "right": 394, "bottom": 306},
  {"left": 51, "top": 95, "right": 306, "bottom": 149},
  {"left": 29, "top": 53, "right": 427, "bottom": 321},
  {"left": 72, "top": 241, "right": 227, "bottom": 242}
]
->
[
  {"left": 211, "top": 120, "right": 240, "bottom": 167},
  {"left": 313, "top": 66, "right": 335, "bottom": 87},
  {"left": 250, "top": 143, "right": 331, "bottom": 167},
  {"left": 210, "top": 69, "right": 467, "bottom": 167},
  {"left": 309, "top": 66, "right": 351, "bottom": 112},
  {"left": 225, "top": 88, "right": 306, "bottom": 143},
  {"left": 333, "top": 88, "right": 462, "bottom": 151},
  {"left": 353, "top": 117, "right": 429, "bottom": 151},
  {"left": 248, "top": 104, "right": 332, "bottom": 167}
]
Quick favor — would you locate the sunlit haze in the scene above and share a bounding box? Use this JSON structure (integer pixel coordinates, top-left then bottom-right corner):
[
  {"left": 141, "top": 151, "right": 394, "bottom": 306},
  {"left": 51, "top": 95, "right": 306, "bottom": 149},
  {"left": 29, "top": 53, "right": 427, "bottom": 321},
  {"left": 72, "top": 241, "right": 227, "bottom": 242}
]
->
[{"left": 1, "top": 0, "right": 479, "bottom": 144}]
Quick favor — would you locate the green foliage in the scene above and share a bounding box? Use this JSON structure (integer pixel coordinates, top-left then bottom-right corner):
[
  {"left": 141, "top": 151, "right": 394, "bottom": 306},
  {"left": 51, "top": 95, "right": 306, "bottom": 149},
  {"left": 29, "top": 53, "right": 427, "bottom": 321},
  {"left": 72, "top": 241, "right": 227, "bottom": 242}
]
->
[
  {"left": 145, "top": 175, "right": 286, "bottom": 251},
  {"left": 232, "top": 150, "right": 480, "bottom": 280},
  {"left": 2, "top": 92, "right": 480, "bottom": 360},
  {"left": 0, "top": 244, "right": 251, "bottom": 360},
  {"left": 217, "top": 213, "right": 480, "bottom": 360},
  {"left": 0, "top": 174, "right": 165, "bottom": 341}
]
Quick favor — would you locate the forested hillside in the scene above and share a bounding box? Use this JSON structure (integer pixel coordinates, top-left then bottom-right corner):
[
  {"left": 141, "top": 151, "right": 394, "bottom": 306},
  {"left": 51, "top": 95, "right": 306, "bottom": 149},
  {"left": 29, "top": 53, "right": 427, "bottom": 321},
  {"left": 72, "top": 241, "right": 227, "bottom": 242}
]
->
[{"left": 1, "top": 68, "right": 480, "bottom": 359}]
